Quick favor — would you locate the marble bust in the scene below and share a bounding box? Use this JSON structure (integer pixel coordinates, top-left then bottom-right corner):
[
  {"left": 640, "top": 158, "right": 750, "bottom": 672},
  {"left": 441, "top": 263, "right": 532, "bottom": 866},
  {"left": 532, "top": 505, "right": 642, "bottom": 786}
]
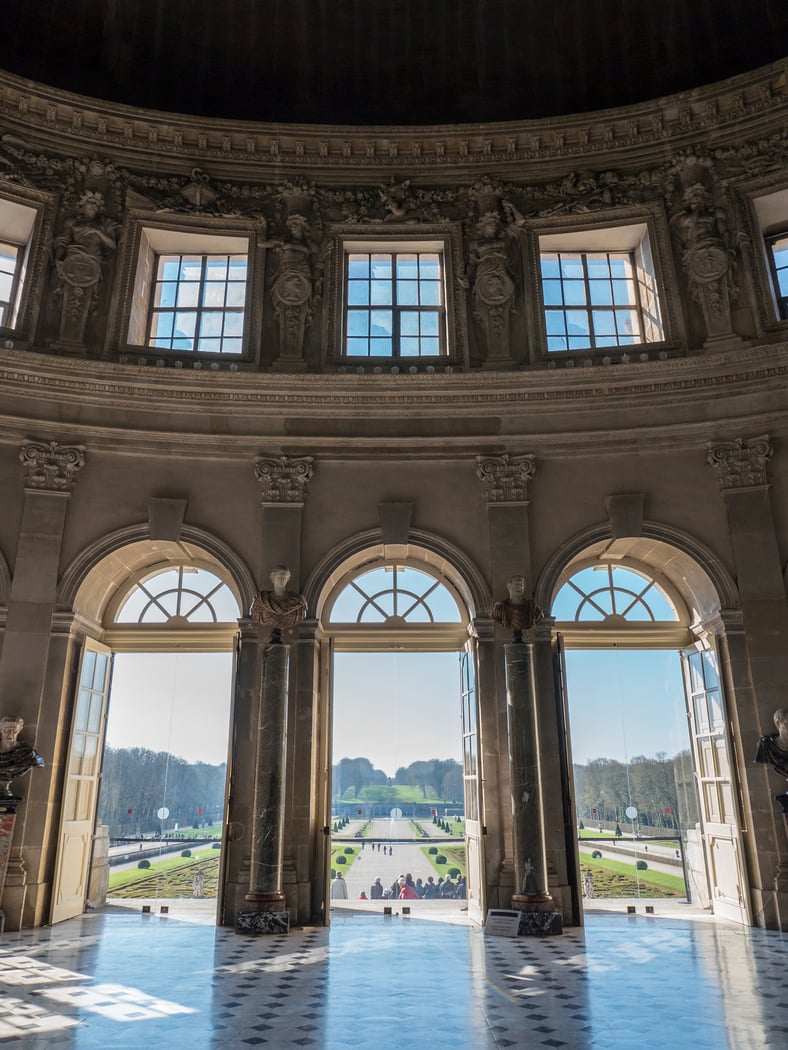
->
[
  {"left": 0, "top": 716, "right": 45, "bottom": 798},
  {"left": 250, "top": 566, "right": 308, "bottom": 640},
  {"left": 492, "top": 575, "right": 544, "bottom": 640},
  {"left": 755, "top": 708, "right": 788, "bottom": 779}
]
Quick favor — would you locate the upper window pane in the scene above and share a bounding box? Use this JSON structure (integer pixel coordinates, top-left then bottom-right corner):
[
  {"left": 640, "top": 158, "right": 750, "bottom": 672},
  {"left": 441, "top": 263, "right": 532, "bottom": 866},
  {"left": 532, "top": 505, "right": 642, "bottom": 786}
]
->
[
  {"left": 553, "top": 563, "right": 680, "bottom": 623},
  {"left": 539, "top": 235, "right": 663, "bottom": 352},
  {"left": 115, "top": 567, "right": 240, "bottom": 624},
  {"left": 344, "top": 249, "right": 446, "bottom": 358},
  {"left": 768, "top": 233, "right": 788, "bottom": 320},
  {"left": 0, "top": 241, "right": 22, "bottom": 329},
  {"left": 147, "top": 253, "right": 248, "bottom": 355},
  {"left": 328, "top": 564, "right": 462, "bottom": 624}
]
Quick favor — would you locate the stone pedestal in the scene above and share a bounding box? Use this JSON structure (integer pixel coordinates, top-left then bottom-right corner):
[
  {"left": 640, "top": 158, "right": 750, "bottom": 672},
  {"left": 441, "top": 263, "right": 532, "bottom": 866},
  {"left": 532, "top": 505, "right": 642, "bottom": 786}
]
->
[
  {"left": 505, "top": 641, "right": 555, "bottom": 918},
  {"left": 240, "top": 640, "right": 290, "bottom": 932},
  {"left": 0, "top": 797, "right": 20, "bottom": 928}
]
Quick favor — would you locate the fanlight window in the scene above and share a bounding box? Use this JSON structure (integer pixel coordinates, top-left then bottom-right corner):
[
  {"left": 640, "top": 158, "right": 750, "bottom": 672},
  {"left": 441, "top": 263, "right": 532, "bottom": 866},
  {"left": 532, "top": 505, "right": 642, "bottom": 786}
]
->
[
  {"left": 114, "top": 567, "right": 240, "bottom": 625},
  {"left": 328, "top": 565, "right": 462, "bottom": 625},
  {"left": 553, "top": 563, "right": 680, "bottom": 624}
]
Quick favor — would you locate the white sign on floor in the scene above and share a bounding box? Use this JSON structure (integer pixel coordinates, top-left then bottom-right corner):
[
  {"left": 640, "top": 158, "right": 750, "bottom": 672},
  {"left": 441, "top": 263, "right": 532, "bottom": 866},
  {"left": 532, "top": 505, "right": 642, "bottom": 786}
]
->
[{"left": 484, "top": 909, "right": 521, "bottom": 937}]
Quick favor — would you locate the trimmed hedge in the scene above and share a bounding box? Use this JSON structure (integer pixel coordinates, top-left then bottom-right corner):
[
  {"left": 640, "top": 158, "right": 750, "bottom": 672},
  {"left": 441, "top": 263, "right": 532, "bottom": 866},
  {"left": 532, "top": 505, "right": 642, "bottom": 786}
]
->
[
  {"left": 428, "top": 846, "right": 438, "bottom": 854},
  {"left": 180, "top": 849, "right": 192, "bottom": 858},
  {"left": 636, "top": 860, "right": 648, "bottom": 870},
  {"left": 448, "top": 867, "right": 460, "bottom": 878},
  {"left": 335, "top": 855, "right": 347, "bottom": 864},
  {"left": 343, "top": 847, "right": 354, "bottom": 854},
  {"left": 137, "top": 859, "right": 151, "bottom": 869},
  {"left": 435, "top": 855, "right": 447, "bottom": 864},
  {"left": 592, "top": 850, "right": 602, "bottom": 859}
]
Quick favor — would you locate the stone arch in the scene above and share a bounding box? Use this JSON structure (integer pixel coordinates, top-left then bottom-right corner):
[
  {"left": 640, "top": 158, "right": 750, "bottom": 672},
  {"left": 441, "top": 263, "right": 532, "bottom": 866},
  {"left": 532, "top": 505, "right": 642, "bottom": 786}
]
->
[
  {"left": 535, "top": 519, "right": 739, "bottom": 626},
  {"left": 57, "top": 522, "right": 257, "bottom": 625},
  {"left": 303, "top": 526, "right": 491, "bottom": 624}
]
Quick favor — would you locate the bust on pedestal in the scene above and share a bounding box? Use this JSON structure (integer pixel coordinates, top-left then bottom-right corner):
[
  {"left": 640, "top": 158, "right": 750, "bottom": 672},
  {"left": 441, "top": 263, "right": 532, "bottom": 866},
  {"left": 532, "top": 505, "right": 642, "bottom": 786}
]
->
[
  {"left": 755, "top": 708, "right": 788, "bottom": 834},
  {"left": 0, "top": 717, "right": 45, "bottom": 923}
]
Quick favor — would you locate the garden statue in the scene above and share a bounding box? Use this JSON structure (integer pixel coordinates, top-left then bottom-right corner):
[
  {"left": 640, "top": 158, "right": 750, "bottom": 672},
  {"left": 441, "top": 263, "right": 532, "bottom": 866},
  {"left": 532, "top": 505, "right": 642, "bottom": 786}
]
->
[
  {"left": 250, "top": 566, "right": 308, "bottom": 642},
  {"left": 492, "top": 575, "right": 544, "bottom": 641},
  {"left": 0, "top": 716, "right": 45, "bottom": 799},
  {"left": 755, "top": 708, "right": 788, "bottom": 779}
]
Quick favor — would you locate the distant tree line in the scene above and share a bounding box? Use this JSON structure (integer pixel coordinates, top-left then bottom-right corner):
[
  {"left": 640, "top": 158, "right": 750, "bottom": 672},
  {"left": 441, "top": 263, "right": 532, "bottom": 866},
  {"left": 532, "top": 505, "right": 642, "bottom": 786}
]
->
[
  {"left": 98, "top": 746, "right": 226, "bottom": 836},
  {"left": 573, "top": 750, "right": 699, "bottom": 829},
  {"left": 333, "top": 756, "right": 463, "bottom": 802}
]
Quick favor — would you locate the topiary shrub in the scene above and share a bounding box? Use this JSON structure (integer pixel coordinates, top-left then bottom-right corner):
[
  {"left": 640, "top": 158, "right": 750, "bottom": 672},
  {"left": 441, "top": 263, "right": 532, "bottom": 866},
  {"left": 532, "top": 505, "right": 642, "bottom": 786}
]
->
[
  {"left": 435, "top": 855, "right": 447, "bottom": 865},
  {"left": 636, "top": 860, "right": 648, "bottom": 870},
  {"left": 344, "top": 847, "right": 354, "bottom": 854},
  {"left": 592, "top": 850, "right": 602, "bottom": 859},
  {"left": 137, "top": 859, "right": 151, "bottom": 869},
  {"left": 428, "top": 846, "right": 438, "bottom": 854},
  {"left": 180, "top": 849, "right": 191, "bottom": 857},
  {"left": 448, "top": 867, "right": 460, "bottom": 878},
  {"left": 335, "top": 855, "right": 347, "bottom": 864},
  {"left": 212, "top": 842, "right": 221, "bottom": 849},
  {"left": 578, "top": 820, "right": 585, "bottom": 830}
]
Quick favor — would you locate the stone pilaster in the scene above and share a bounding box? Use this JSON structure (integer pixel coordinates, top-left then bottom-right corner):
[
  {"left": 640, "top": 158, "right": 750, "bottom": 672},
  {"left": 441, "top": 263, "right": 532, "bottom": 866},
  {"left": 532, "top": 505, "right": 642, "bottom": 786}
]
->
[
  {"left": 0, "top": 441, "right": 85, "bottom": 928},
  {"left": 505, "top": 640, "right": 553, "bottom": 912},
  {"left": 707, "top": 435, "right": 788, "bottom": 929}
]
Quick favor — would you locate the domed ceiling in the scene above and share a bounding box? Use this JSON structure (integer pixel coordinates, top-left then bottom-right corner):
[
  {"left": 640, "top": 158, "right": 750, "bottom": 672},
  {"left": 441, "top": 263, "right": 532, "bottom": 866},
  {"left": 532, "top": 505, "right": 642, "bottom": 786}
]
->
[{"left": 2, "top": 0, "right": 787, "bottom": 126}]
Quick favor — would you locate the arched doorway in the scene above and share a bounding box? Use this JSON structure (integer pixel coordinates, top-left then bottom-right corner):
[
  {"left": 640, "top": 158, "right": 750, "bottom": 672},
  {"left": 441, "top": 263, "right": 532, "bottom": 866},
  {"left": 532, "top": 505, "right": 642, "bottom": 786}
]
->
[
  {"left": 50, "top": 536, "right": 249, "bottom": 925},
  {"left": 312, "top": 547, "right": 488, "bottom": 922},
  {"left": 544, "top": 535, "right": 750, "bottom": 925}
]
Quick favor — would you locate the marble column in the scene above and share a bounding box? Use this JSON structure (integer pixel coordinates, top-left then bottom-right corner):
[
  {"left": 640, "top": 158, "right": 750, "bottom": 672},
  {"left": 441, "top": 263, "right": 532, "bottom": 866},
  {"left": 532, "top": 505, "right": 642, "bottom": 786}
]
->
[
  {"left": 245, "top": 639, "right": 289, "bottom": 914},
  {"left": 505, "top": 641, "right": 553, "bottom": 912}
]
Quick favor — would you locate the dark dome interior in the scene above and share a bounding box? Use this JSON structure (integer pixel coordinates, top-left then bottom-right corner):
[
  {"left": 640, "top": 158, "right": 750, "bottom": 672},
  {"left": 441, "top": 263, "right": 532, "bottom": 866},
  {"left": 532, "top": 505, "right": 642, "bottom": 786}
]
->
[{"left": 1, "top": 0, "right": 787, "bottom": 126}]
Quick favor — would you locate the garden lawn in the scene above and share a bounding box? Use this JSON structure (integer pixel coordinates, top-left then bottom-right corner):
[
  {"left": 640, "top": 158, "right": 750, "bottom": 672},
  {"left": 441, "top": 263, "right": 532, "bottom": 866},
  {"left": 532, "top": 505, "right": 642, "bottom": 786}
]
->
[
  {"left": 421, "top": 845, "right": 466, "bottom": 878},
  {"left": 580, "top": 854, "right": 685, "bottom": 896},
  {"left": 109, "top": 854, "right": 220, "bottom": 898}
]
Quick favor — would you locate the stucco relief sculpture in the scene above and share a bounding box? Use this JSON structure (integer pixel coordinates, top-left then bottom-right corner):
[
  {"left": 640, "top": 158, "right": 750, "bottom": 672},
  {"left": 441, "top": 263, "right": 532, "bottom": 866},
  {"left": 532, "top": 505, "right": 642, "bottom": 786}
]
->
[
  {"left": 492, "top": 575, "right": 544, "bottom": 642},
  {"left": 264, "top": 201, "right": 321, "bottom": 368},
  {"left": 755, "top": 709, "right": 788, "bottom": 780},
  {"left": 669, "top": 158, "right": 742, "bottom": 346},
  {"left": 53, "top": 190, "right": 120, "bottom": 347},
  {"left": 0, "top": 717, "right": 45, "bottom": 799},
  {"left": 250, "top": 566, "right": 308, "bottom": 643}
]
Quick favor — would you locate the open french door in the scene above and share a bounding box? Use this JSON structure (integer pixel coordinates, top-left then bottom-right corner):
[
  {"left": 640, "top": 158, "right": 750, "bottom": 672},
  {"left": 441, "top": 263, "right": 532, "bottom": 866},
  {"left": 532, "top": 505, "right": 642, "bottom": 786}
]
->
[
  {"left": 681, "top": 644, "right": 750, "bottom": 925},
  {"left": 50, "top": 640, "right": 113, "bottom": 924},
  {"left": 460, "top": 644, "right": 485, "bottom": 923}
]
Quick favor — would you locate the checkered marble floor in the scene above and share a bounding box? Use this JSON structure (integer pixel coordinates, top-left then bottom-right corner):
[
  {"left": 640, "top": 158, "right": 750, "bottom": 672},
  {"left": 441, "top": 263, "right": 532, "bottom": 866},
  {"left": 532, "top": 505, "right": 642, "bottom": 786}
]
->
[{"left": 0, "top": 902, "right": 784, "bottom": 1048}]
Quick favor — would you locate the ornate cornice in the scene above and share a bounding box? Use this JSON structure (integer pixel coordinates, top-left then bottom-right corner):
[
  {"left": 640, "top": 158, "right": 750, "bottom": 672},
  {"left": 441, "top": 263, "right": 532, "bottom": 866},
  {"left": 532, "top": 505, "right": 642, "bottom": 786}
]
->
[
  {"left": 707, "top": 435, "right": 773, "bottom": 490},
  {"left": 19, "top": 439, "right": 85, "bottom": 492},
  {"left": 476, "top": 454, "right": 536, "bottom": 504},
  {"left": 0, "top": 61, "right": 785, "bottom": 177},
  {"left": 255, "top": 456, "right": 314, "bottom": 505}
]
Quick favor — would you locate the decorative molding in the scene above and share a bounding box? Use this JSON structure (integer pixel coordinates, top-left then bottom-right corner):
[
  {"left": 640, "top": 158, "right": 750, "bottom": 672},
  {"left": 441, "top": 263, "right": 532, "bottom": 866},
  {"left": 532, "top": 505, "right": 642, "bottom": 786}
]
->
[
  {"left": 707, "top": 434, "right": 773, "bottom": 489},
  {"left": 476, "top": 454, "right": 536, "bottom": 504},
  {"left": 19, "top": 440, "right": 85, "bottom": 493},
  {"left": 255, "top": 456, "right": 314, "bottom": 505}
]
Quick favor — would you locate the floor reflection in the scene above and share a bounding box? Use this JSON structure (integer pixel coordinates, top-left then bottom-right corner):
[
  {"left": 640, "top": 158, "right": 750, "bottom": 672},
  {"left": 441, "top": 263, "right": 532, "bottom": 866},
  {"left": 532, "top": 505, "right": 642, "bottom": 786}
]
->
[{"left": 0, "top": 903, "right": 784, "bottom": 1048}]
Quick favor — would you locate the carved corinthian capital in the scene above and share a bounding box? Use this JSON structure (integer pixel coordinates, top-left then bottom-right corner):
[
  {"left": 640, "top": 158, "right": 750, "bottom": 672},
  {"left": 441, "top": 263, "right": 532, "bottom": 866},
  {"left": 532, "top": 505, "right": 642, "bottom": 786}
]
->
[
  {"left": 707, "top": 435, "right": 773, "bottom": 490},
  {"left": 476, "top": 454, "right": 536, "bottom": 503},
  {"left": 255, "top": 456, "right": 314, "bottom": 505},
  {"left": 20, "top": 440, "right": 86, "bottom": 493}
]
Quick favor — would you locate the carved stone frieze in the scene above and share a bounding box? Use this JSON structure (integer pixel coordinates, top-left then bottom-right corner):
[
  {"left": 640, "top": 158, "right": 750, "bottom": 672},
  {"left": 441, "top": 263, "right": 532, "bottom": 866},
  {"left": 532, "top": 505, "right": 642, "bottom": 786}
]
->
[
  {"left": 19, "top": 440, "right": 86, "bottom": 492},
  {"left": 255, "top": 456, "right": 314, "bottom": 504},
  {"left": 476, "top": 454, "right": 536, "bottom": 503},
  {"left": 707, "top": 435, "right": 773, "bottom": 489}
]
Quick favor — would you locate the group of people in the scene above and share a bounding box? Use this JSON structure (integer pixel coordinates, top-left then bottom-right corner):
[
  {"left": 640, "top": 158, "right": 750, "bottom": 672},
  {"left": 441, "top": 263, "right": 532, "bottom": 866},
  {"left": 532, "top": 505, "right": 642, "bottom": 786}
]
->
[
  {"left": 360, "top": 842, "right": 394, "bottom": 856},
  {"left": 361, "top": 872, "right": 466, "bottom": 901}
]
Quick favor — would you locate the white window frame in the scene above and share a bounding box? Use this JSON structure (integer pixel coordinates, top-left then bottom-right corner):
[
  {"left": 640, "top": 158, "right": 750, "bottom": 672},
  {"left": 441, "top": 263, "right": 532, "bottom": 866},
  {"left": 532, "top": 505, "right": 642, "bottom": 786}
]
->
[
  {"left": 107, "top": 212, "right": 266, "bottom": 363},
  {"left": 749, "top": 185, "right": 788, "bottom": 328},
  {"left": 324, "top": 223, "right": 468, "bottom": 368},
  {"left": 0, "top": 192, "right": 44, "bottom": 338},
  {"left": 538, "top": 223, "right": 664, "bottom": 353}
]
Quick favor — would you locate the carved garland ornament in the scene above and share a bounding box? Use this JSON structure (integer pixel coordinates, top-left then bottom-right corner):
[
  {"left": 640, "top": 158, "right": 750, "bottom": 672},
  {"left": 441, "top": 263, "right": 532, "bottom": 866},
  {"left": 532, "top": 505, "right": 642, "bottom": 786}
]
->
[
  {"left": 476, "top": 454, "right": 536, "bottom": 504},
  {"left": 19, "top": 440, "right": 86, "bottom": 492},
  {"left": 707, "top": 435, "right": 773, "bottom": 489},
  {"left": 255, "top": 456, "right": 314, "bottom": 504}
]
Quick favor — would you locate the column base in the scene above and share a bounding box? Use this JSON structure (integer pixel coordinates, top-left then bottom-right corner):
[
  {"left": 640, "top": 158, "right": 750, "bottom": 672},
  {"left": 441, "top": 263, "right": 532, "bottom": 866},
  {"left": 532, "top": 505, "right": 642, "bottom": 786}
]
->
[
  {"left": 235, "top": 909, "right": 290, "bottom": 935},
  {"left": 517, "top": 910, "right": 563, "bottom": 936},
  {"left": 511, "top": 892, "right": 555, "bottom": 913},
  {"left": 243, "top": 890, "right": 287, "bottom": 911}
]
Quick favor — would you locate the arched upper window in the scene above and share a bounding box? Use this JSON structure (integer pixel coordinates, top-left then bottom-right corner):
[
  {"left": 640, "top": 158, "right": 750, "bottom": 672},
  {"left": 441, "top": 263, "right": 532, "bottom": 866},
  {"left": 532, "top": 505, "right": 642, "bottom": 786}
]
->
[
  {"left": 552, "top": 560, "right": 691, "bottom": 648},
  {"left": 324, "top": 561, "right": 468, "bottom": 651},
  {"left": 114, "top": 567, "right": 240, "bottom": 624}
]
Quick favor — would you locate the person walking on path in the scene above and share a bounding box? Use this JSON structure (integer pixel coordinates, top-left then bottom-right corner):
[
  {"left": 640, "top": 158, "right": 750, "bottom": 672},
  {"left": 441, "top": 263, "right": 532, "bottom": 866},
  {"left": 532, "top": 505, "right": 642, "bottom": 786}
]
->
[{"left": 330, "top": 872, "right": 348, "bottom": 899}]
